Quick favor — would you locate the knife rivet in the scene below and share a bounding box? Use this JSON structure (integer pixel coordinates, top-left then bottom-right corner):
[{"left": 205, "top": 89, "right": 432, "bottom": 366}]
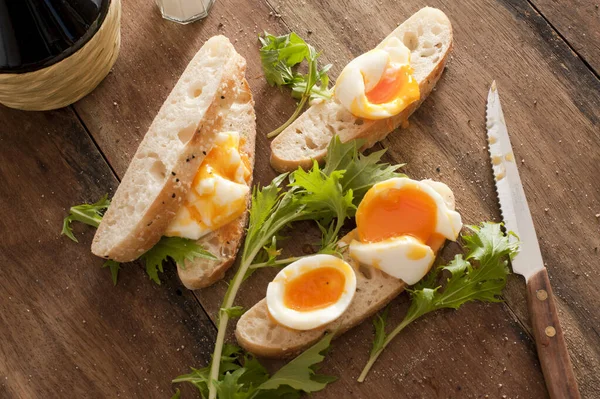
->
[
  {"left": 536, "top": 290, "right": 548, "bottom": 301},
  {"left": 545, "top": 326, "right": 556, "bottom": 337}
]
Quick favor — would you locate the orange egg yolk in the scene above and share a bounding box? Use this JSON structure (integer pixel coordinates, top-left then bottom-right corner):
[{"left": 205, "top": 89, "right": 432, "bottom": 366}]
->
[
  {"left": 356, "top": 185, "right": 438, "bottom": 244},
  {"left": 183, "top": 136, "right": 250, "bottom": 227},
  {"left": 283, "top": 267, "right": 346, "bottom": 312},
  {"left": 365, "top": 64, "right": 420, "bottom": 105}
]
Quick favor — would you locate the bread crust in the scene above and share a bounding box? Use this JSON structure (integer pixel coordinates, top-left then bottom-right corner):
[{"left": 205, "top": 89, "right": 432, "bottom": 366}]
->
[
  {"left": 92, "top": 37, "right": 246, "bottom": 262},
  {"left": 270, "top": 7, "right": 453, "bottom": 172},
  {"left": 177, "top": 79, "right": 256, "bottom": 289}
]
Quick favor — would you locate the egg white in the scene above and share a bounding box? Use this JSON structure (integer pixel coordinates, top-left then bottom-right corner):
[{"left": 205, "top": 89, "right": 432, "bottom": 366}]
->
[
  {"left": 164, "top": 131, "right": 250, "bottom": 240},
  {"left": 349, "top": 178, "right": 462, "bottom": 284},
  {"left": 266, "top": 254, "right": 357, "bottom": 331},
  {"left": 334, "top": 38, "right": 416, "bottom": 120},
  {"left": 349, "top": 236, "right": 434, "bottom": 285}
]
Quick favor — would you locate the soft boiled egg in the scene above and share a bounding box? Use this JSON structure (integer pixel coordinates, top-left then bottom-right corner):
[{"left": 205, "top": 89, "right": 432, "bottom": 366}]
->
[
  {"left": 334, "top": 37, "right": 420, "bottom": 120},
  {"left": 349, "top": 178, "right": 462, "bottom": 284},
  {"left": 164, "top": 131, "right": 251, "bottom": 240},
  {"left": 266, "top": 254, "right": 357, "bottom": 330}
]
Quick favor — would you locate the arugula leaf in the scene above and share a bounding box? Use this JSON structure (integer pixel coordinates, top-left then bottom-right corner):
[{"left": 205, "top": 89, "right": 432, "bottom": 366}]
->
[
  {"left": 358, "top": 222, "right": 520, "bottom": 382},
  {"left": 140, "top": 236, "right": 217, "bottom": 285},
  {"left": 237, "top": 355, "right": 270, "bottom": 388},
  {"left": 370, "top": 306, "right": 389, "bottom": 358},
  {"left": 174, "top": 335, "right": 335, "bottom": 399},
  {"left": 259, "top": 32, "right": 332, "bottom": 138},
  {"left": 214, "top": 368, "right": 246, "bottom": 399},
  {"left": 61, "top": 194, "right": 110, "bottom": 242},
  {"left": 258, "top": 333, "right": 336, "bottom": 393},
  {"left": 221, "top": 306, "right": 245, "bottom": 319},
  {"left": 290, "top": 162, "right": 354, "bottom": 245},
  {"left": 102, "top": 259, "right": 121, "bottom": 286},
  {"left": 323, "top": 137, "right": 404, "bottom": 204}
]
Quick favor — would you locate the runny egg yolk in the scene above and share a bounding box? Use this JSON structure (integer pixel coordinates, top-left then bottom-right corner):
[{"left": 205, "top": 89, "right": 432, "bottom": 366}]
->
[
  {"left": 283, "top": 267, "right": 346, "bottom": 312},
  {"left": 182, "top": 135, "right": 250, "bottom": 228},
  {"left": 197, "top": 135, "right": 251, "bottom": 184},
  {"left": 365, "top": 64, "right": 420, "bottom": 106},
  {"left": 356, "top": 184, "right": 438, "bottom": 244}
]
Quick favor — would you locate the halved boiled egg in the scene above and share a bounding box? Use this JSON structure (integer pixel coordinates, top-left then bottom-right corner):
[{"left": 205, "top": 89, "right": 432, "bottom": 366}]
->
[
  {"left": 334, "top": 37, "right": 420, "bottom": 120},
  {"left": 349, "top": 177, "right": 462, "bottom": 284},
  {"left": 165, "top": 131, "right": 251, "bottom": 240},
  {"left": 266, "top": 254, "right": 357, "bottom": 330}
]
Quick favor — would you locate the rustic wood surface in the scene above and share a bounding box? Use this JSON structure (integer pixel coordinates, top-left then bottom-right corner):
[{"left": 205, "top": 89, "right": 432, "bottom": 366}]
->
[
  {"left": 1, "top": 0, "right": 598, "bottom": 398},
  {"left": 529, "top": 0, "right": 600, "bottom": 74}
]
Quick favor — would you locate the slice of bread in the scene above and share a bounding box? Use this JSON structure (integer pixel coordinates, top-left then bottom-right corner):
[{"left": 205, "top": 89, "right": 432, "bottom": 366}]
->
[
  {"left": 270, "top": 7, "right": 453, "bottom": 172},
  {"left": 177, "top": 79, "right": 256, "bottom": 289},
  {"left": 92, "top": 36, "right": 246, "bottom": 262},
  {"left": 235, "top": 180, "right": 456, "bottom": 358}
]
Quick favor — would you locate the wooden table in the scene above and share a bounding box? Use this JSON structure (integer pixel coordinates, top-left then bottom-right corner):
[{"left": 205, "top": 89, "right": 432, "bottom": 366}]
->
[{"left": 1, "top": 1, "right": 599, "bottom": 398}]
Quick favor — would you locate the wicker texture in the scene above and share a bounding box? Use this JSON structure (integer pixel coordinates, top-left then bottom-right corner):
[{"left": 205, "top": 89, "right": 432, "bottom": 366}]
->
[{"left": 0, "top": 0, "right": 121, "bottom": 111}]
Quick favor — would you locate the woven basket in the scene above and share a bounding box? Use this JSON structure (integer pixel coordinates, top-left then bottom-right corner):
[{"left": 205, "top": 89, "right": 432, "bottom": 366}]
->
[{"left": 0, "top": 0, "right": 122, "bottom": 111}]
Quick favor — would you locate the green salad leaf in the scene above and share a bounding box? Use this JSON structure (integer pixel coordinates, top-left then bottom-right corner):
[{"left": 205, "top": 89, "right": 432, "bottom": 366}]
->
[
  {"left": 259, "top": 32, "right": 332, "bottom": 138},
  {"left": 141, "top": 236, "right": 217, "bottom": 285},
  {"left": 62, "top": 197, "right": 216, "bottom": 285},
  {"left": 173, "top": 335, "right": 335, "bottom": 399},
  {"left": 61, "top": 194, "right": 110, "bottom": 242},
  {"left": 102, "top": 259, "right": 121, "bottom": 286},
  {"left": 323, "top": 137, "right": 405, "bottom": 206}
]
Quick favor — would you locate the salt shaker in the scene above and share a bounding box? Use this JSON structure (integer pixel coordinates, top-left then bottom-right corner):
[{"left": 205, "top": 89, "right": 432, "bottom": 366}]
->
[{"left": 156, "top": 0, "right": 215, "bottom": 24}]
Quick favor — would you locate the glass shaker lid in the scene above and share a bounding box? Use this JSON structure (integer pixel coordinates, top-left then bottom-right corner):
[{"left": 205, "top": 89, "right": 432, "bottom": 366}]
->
[{"left": 0, "top": 0, "right": 110, "bottom": 73}]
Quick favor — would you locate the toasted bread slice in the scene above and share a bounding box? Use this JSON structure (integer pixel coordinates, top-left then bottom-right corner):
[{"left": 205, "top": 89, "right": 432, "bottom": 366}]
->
[
  {"left": 270, "top": 7, "right": 453, "bottom": 172},
  {"left": 92, "top": 36, "right": 246, "bottom": 262},
  {"left": 235, "top": 180, "right": 456, "bottom": 358},
  {"left": 177, "top": 79, "right": 256, "bottom": 289}
]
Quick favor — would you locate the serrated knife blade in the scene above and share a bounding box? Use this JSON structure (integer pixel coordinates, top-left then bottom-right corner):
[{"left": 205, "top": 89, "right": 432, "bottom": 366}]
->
[
  {"left": 485, "top": 80, "right": 544, "bottom": 281},
  {"left": 486, "top": 81, "right": 580, "bottom": 399}
]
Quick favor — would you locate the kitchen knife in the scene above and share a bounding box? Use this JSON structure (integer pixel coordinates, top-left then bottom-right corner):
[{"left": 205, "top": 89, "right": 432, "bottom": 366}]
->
[{"left": 486, "top": 81, "right": 580, "bottom": 399}]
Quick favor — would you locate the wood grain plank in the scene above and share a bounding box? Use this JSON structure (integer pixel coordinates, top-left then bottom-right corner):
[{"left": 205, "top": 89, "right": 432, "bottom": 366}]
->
[
  {"left": 528, "top": 0, "right": 600, "bottom": 75},
  {"left": 0, "top": 106, "right": 216, "bottom": 398},
  {"left": 69, "top": 0, "right": 599, "bottom": 397},
  {"left": 262, "top": 0, "right": 600, "bottom": 395}
]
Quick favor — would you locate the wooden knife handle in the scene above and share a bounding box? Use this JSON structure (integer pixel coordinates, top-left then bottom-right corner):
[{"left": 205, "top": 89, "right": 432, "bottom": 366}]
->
[{"left": 526, "top": 268, "right": 580, "bottom": 399}]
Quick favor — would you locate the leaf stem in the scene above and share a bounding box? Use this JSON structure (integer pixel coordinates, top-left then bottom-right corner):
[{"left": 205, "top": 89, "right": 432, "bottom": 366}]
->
[
  {"left": 207, "top": 213, "right": 301, "bottom": 399},
  {"left": 266, "top": 95, "right": 309, "bottom": 139},
  {"left": 69, "top": 207, "right": 103, "bottom": 228},
  {"left": 357, "top": 315, "right": 416, "bottom": 382},
  {"left": 267, "top": 58, "right": 315, "bottom": 139},
  {"left": 207, "top": 250, "right": 257, "bottom": 399},
  {"left": 249, "top": 256, "right": 306, "bottom": 269}
]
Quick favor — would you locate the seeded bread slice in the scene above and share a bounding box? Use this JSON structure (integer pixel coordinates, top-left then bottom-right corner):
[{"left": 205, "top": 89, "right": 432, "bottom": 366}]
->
[
  {"left": 270, "top": 7, "right": 453, "bottom": 172},
  {"left": 235, "top": 180, "right": 456, "bottom": 358},
  {"left": 177, "top": 79, "right": 256, "bottom": 289},
  {"left": 92, "top": 36, "right": 246, "bottom": 262}
]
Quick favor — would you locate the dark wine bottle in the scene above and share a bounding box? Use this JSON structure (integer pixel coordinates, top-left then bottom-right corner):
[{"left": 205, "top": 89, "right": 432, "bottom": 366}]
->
[
  {"left": 0, "top": 0, "right": 120, "bottom": 111},
  {"left": 0, "top": 0, "right": 110, "bottom": 73}
]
